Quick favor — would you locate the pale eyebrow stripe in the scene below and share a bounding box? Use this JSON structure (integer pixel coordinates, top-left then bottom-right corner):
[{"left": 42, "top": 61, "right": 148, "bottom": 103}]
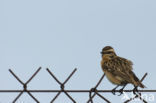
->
[{"left": 106, "top": 49, "right": 114, "bottom": 52}]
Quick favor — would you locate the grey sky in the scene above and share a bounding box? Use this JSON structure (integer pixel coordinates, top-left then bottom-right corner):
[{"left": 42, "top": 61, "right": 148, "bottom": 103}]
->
[{"left": 0, "top": 0, "right": 156, "bottom": 102}]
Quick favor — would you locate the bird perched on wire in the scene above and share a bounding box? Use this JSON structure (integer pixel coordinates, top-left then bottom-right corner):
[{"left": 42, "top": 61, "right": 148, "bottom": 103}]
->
[{"left": 100, "top": 46, "right": 145, "bottom": 95}]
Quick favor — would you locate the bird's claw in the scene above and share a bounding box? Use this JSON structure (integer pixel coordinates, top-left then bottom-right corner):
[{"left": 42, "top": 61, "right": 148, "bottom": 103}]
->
[
  {"left": 133, "top": 87, "right": 138, "bottom": 94},
  {"left": 118, "top": 88, "right": 124, "bottom": 96},
  {"left": 111, "top": 89, "right": 116, "bottom": 95}
]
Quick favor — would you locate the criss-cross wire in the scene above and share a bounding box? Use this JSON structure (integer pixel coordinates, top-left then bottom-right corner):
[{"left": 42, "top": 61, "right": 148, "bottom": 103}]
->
[
  {"left": 9, "top": 67, "right": 41, "bottom": 103},
  {"left": 46, "top": 68, "right": 77, "bottom": 103},
  {"left": 87, "top": 74, "right": 111, "bottom": 103},
  {"left": 0, "top": 67, "right": 150, "bottom": 103}
]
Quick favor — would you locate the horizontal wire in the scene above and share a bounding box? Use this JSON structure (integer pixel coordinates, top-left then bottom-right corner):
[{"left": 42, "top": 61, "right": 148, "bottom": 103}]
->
[
  {"left": 0, "top": 69, "right": 153, "bottom": 103},
  {"left": 0, "top": 90, "right": 156, "bottom": 93}
]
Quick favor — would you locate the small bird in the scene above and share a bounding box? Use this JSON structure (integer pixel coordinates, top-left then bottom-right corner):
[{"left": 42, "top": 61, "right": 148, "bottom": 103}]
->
[{"left": 100, "top": 46, "right": 145, "bottom": 95}]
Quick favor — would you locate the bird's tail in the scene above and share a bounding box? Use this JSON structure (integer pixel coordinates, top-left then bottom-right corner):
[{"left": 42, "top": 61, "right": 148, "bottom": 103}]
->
[
  {"left": 137, "top": 81, "right": 145, "bottom": 88},
  {"left": 130, "top": 71, "right": 146, "bottom": 88}
]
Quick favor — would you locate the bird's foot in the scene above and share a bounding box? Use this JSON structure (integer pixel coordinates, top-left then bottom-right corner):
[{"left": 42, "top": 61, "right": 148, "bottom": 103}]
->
[
  {"left": 133, "top": 86, "right": 142, "bottom": 96},
  {"left": 111, "top": 88, "right": 116, "bottom": 95},
  {"left": 133, "top": 86, "right": 138, "bottom": 94},
  {"left": 118, "top": 88, "right": 124, "bottom": 96}
]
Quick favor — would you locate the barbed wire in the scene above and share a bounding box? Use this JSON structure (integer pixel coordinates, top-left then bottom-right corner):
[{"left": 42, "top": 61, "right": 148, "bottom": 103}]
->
[{"left": 0, "top": 67, "right": 155, "bottom": 103}]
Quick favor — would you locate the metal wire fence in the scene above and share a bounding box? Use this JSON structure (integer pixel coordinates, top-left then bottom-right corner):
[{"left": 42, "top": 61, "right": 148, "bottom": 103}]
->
[{"left": 0, "top": 67, "right": 155, "bottom": 103}]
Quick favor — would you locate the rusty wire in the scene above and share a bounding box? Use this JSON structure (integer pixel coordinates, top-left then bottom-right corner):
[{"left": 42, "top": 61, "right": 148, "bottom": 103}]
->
[{"left": 0, "top": 67, "right": 155, "bottom": 103}]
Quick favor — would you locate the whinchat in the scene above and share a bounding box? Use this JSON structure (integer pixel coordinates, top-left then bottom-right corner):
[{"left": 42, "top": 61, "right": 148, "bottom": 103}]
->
[{"left": 101, "top": 46, "right": 145, "bottom": 95}]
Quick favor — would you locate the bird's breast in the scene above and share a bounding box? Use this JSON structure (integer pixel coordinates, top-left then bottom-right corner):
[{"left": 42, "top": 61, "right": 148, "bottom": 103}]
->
[
  {"left": 105, "top": 71, "right": 123, "bottom": 85},
  {"left": 101, "top": 59, "right": 123, "bottom": 85}
]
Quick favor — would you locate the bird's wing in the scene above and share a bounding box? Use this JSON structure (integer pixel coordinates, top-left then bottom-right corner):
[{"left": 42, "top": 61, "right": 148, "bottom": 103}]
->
[
  {"left": 102, "top": 57, "right": 133, "bottom": 83},
  {"left": 115, "top": 56, "right": 133, "bottom": 70}
]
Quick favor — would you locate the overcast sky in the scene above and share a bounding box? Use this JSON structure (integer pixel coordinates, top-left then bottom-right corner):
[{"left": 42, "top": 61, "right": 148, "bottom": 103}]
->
[{"left": 0, "top": 0, "right": 156, "bottom": 103}]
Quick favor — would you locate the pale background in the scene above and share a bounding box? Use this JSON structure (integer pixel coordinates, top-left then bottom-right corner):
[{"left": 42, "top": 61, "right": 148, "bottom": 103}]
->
[{"left": 0, "top": 0, "right": 156, "bottom": 103}]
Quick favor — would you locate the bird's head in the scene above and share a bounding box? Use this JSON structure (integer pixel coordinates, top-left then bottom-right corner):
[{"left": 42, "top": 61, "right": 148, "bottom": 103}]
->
[{"left": 101, "top": 46, "right": 116, "bottom": 58}]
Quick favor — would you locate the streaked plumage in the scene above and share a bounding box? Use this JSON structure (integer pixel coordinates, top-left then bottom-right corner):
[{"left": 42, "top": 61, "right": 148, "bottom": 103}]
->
[{"left": 101, "top": 46, "right": 145, "bottom": 89}]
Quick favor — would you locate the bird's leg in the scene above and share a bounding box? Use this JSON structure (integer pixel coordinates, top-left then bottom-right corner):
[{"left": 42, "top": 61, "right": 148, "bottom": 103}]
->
[
  {"left": 118, "top": 84, "right": 127, "bottom": 96},
  {"left": 111, "top": 85, "right": 119, "bottom": 95},
  {"left": 133, "top": 86, "right": 138, "bottom": 95}
]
